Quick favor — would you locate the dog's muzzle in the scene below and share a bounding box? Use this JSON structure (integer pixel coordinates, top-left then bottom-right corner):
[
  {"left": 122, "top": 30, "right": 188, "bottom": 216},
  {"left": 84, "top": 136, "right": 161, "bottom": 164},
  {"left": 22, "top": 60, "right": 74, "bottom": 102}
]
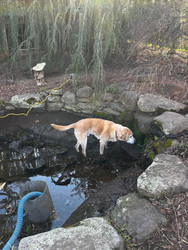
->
[{"left": 127, "top": 136, "right": 135, "bottom": 144}]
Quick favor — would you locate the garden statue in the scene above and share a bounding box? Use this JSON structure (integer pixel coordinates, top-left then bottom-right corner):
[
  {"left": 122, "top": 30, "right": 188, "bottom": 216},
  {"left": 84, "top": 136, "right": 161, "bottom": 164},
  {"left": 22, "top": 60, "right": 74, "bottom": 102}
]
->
[{"left": 31, "top": 62, "right": 46, "bottom": 86}]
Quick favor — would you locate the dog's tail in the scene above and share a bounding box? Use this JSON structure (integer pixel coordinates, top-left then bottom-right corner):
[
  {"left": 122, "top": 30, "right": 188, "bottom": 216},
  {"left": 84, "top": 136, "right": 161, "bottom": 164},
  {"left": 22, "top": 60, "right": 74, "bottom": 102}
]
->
[{"left": 51, "top": 123, "right": 75, "bottom": 131}]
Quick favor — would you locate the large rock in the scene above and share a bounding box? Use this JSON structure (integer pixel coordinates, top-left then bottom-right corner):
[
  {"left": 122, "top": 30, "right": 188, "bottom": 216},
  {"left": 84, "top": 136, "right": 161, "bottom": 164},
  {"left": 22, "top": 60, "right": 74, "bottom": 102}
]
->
[
  {"left": 103, "top": 92, "right": 114, "bottom": 102},
  {"left": 51, "top": 88, "right": 63, "bottom": 96},
  {"left": 103, "top": 107, "right": 121, "bottom": 116},
  {"left": 120, "top": 91, "right": 139, "bottom": 111},
  {"left": 61, "top": 91, "right": 76, "bottom": 104},
  {"left": 109, "top": 102, "right": 126, "bottom": 113},
  {"left": 134, "top": 112, "right": 154, "bottom": 134},
  {"left": 137, "top": 94, "right": 186, "bottom": 113},
  {"left": 76, "top": 86, "right": 93, "bottom": 98},
  {"left": 46, "top": 102, "right": 64, "bottom": 111},
  {"left": 137, "top": 154, "right": 188, "bottom": 198},
  {"left": 47, "top": 95, "right": 61, "bottom": 103},
  {"left": 154, "top": 111, "right": 188, "bottom": 135},
  {"left": 77, "top": 102, "right": 96, "bottom": 114},
  {"left": 110, "top": 193, "right": 165, "bottom": 240},
  {"left": 19, "top": 217, "right": 124, "bottom": 250},
  {"left": 10, "top": 94, "right": 45, "bottom": 109}
]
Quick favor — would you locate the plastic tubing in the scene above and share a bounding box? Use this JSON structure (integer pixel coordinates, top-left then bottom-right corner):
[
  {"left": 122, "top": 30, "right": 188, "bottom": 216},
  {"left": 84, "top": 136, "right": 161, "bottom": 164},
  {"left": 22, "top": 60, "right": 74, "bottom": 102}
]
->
[{"left": 3, "top": 191, "right": 42, "bottom": 250}]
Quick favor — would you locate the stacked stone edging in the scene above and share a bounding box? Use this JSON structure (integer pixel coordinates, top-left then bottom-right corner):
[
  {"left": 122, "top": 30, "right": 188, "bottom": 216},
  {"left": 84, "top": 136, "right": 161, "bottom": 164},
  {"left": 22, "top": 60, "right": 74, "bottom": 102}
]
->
[{"left": 7, "top": 83, "right": 188, "bottom": 134}]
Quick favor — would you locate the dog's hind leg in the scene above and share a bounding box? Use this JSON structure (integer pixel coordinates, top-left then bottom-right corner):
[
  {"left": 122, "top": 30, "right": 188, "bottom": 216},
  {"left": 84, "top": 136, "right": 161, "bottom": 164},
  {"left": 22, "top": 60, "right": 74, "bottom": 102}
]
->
[
  {"left": 74, "top": 130, "right": 81, "bottom": 153},
  {"left": 74, "top": 130, "right": 87, "bottom": 157},
  {"left": 75, "top": 141, "right": 80, "bottom": 153}
]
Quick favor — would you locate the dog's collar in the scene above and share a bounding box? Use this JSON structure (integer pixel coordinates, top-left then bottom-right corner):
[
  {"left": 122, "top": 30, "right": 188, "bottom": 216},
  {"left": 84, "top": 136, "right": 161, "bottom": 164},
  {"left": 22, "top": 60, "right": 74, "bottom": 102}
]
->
[{"left": 115, "top": 130, "right": 118, "bottom": 140}]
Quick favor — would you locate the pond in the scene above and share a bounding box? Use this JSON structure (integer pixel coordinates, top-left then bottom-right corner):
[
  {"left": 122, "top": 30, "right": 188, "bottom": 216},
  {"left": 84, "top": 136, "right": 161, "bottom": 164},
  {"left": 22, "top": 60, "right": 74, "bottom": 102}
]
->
[{"left": 0, "top": 111, "right": 141, "bottom": 247}]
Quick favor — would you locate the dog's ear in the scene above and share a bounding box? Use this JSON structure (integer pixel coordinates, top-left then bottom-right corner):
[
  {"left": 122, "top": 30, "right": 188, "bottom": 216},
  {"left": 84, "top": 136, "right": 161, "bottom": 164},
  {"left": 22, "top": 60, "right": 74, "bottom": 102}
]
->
[
  {"left": 116, "top": 126, "right": 135, "bottom": 143},
  {"left": 116, "top": 125, "right": 132, "bottom": 141},
  {"left": 122, "top": 128, "right": 132, "bottom": 141}
]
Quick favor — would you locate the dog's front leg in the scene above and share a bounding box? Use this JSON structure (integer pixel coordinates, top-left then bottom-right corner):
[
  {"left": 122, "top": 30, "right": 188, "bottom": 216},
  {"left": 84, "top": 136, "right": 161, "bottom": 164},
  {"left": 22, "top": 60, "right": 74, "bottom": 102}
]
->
[
  {"left": 99, "top": 139, "right": 107, "bottom": 155},
  {"left": 104, "top": 142, "right": 108, "bottom": 149}
]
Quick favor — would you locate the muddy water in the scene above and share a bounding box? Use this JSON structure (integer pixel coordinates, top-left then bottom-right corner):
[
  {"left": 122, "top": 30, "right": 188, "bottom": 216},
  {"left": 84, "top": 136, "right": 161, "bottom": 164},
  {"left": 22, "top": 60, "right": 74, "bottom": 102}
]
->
[{"left": 0, "top": 111, "right": 140, "bottom": 245}]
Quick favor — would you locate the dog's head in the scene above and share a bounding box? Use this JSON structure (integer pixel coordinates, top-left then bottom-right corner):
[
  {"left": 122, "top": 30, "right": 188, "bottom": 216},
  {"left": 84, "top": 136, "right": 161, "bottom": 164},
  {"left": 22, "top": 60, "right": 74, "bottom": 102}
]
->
[{"left": 116, "top": 125, "right": 135, "bottom": 144}]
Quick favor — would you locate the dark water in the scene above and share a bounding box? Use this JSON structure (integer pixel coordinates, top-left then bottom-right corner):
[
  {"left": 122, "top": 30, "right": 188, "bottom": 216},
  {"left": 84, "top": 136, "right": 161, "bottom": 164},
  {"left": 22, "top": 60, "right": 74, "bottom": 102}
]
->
[
  {"left": 0, "top": 111, "right": 139, "bottom": 245},
  {"left": 0, "top": 142, "right": 118, "bottom": 228}
]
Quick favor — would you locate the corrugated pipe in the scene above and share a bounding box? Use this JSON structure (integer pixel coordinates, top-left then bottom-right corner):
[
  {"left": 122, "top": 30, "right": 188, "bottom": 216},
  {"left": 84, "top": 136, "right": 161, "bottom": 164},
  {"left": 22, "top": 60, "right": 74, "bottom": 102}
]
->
[{"left": 3, "top": 192, "right": 42, "bottom": 250}]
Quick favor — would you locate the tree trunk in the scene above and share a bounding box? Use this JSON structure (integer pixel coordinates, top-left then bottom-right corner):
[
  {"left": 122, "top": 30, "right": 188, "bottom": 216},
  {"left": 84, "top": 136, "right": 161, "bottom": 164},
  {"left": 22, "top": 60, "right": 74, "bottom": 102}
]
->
[{"left": 3, "top": 25, "right": 9, "bottom": 58}]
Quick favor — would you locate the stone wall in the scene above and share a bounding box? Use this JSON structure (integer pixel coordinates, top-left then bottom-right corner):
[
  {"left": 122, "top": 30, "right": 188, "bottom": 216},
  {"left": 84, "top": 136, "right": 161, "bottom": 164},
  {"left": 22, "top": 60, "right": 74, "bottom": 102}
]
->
[{"left": 7, "top": 82, "right": 188, "bottom": 135}]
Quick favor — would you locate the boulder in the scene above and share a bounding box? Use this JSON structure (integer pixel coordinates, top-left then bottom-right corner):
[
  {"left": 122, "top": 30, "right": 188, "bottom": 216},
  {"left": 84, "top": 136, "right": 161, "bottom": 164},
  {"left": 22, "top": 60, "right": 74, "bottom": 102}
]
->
[
  {"left": 51, "top": 89, "right": 63, "bottom": 96},
  {"left": 137, "top": 94, "right": 186, "bottom": 113},
  {"left": 103, "top": 107, "right": 121, "bottom": 116},
  {"left": 154, "top": 111, "right": 188, "bottom": 135},
  {"left": 109, "top": 102, "right": 126, "bottom": 113},
  {"left": 120, "top": 91, "right": 139, "bottom": 111},
  {"left": 47, "top": 102, "right": 64, "bottom": 111},
  {"left": 47, "top": 95, "right": 61, "bottom": 103},
  {"left": 62, "top": 105, "right": 77, "bottom": 113},
  {"left": 77, "top": 98, "right": 92, "bottom": 103},
  {"left": 77, "top": 102, "right": 96, "bottom": 114},
  {"left": 76, "top": 86, "right": 93, "bottom": 98},
  {"left": 19, "top": 217, "right": 124, "bottom": 250},
  {"left": 137, "top": 154, "right": 188, "bottom": 198},
  {"left": 134, "top": 112, "right": 154, "bottom": 134},
  {"left": 61, "top": 91, "right": 76, "bottom": 105},
  {"left": 103, "top": 92, "right": 114, "bottom": 102},
  {"left": 5, "top": 104, "right": 16, "bottom": 110},
  {"left": 10, "top": 94, "right": 45, "bottom": 109},
  {"left": 110, "top": 193, "right": 165, "bottom": 240}
]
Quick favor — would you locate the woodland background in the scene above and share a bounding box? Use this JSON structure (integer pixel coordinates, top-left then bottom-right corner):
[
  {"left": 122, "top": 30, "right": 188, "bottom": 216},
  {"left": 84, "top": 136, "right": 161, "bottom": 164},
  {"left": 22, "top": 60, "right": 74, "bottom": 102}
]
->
[{"left": 0, "top": 0, "right": 188, "bottom": 97}]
